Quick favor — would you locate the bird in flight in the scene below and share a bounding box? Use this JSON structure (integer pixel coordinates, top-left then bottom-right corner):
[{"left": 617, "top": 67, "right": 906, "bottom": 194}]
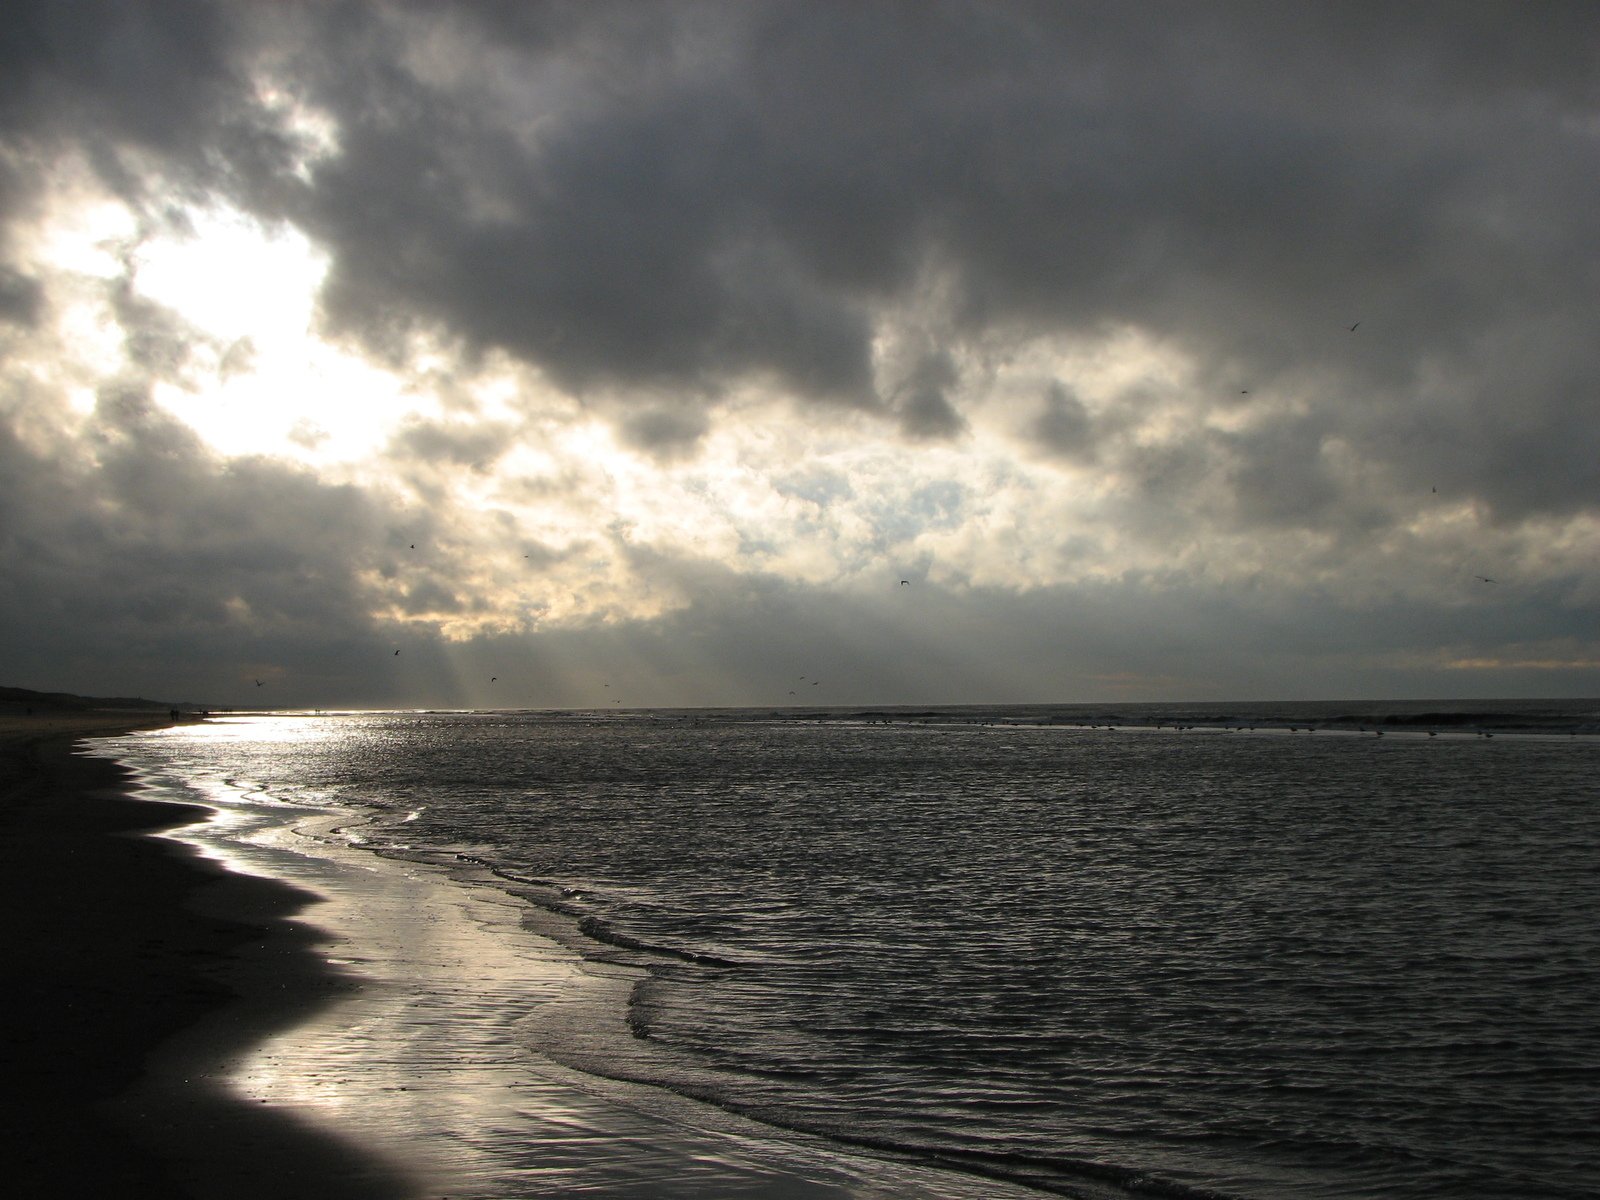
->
[
  {"left": 900, "top": 579, "right": 910, "bottom": 586},
  {"left": 394, "top": 648, "right": 401, "bottom": 655},
  {"left": 490, "top": 676, "right": 497, "bottom": 682},
  {"left": 1475, "top": 576, "right": 1497, "bottom": 584},
  {"left": 1349, "top": 322, "right": 1360, "bottom": 332},
  {"left": 254, "top": 679, "right": 264, "bottom": 687}
]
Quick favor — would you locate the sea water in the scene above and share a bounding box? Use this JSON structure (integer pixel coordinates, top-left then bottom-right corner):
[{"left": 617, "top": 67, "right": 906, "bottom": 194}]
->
[{"left": 101, "top": 702, "right": 1600, "bottom": 1199}]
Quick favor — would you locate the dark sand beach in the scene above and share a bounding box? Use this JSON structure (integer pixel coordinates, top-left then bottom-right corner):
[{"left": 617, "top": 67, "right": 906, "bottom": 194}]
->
[
  {"left": 0, "top": 715, "right": 413, "bottom": 1198},
  {"left": 1, "top": 715, "right": 1009, "bottom": 1200}
]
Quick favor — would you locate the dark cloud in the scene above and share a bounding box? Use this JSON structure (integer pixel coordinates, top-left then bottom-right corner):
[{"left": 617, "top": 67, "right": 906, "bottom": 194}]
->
[
  {"left": 1030, "top": 383, "right": 1097, "bottom": 464},
  {"left": 616, "top": 406, "right": 709, "bottom": 459},
  {"left": 0, "top": 265, "right": 42, "bottom": 325},
  {"left": 891, "top": 350, "right": 964, "bottom": 441},
  {"left": 109, "top": 275, "right": 209, "bottom": 381},
  {"left": 0, "top": 375, "right": 412, "bottom": 701},
  {"left": 5, "top": 352, "right": 1596, "bottom": 705},
  {"left": 4, "top": 1, "right": 1599, "bottom": 702},
  {"left": 1219, "top": 415, "right": 1350, "bottom": 533},
  {"left": 418, "top": 553, "right": 1600, "bottom": 709},
  {"left": 0, "top": 0, "right": 304, "bottom": 220},
  {"left": 7, "top": 4, "right": 1596, "bottom": 464},
  {"left": 390, "top": 418, "right": 513, "bottom": 470},
  {"left": 300, "top": 67, "right": 879, "bottom": 404},
  {"left": 303, "top": 3, "right": 1587, "bottom": 527}
]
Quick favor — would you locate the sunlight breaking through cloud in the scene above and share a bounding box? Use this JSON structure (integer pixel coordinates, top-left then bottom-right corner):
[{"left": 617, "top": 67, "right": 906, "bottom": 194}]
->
[{"left": 3, "top": 1, "right": 1598, "bottom": 707}]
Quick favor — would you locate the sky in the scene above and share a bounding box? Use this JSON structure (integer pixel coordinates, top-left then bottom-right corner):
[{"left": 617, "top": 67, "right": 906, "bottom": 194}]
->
[{"left": 2, "top": 0, "right": 1598, "bottom": 710}]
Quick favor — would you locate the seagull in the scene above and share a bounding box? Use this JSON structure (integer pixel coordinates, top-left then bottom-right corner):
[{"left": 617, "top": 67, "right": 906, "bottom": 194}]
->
[
  {"left": 1475, "top": 576, "right": 1497, "bottom": 584},
  {"left": 1349, "top": 322, "right": 1360, "bottom": 332},
  {"left": 900, "top": 580, "right": 910, "bottom": 586},
  {"left": 490, "top": 676, "right": 497, "bottom": 682},
  {"left": 255, "top": 679, "right": 264, "bottom": 687},
  {"left": 409, "top": 544, "right": 415, "bottom": 549},
  {"left": 394, "top": 648, "right": 401, "bottom": 655}
]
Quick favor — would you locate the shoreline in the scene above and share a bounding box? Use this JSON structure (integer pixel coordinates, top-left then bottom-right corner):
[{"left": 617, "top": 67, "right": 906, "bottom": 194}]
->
[
  {"left": 6, "top": 714, "right": 1043, "bottom": 1199},
  {"left": 0, "top": 715, "right": 419, "bottom": 1198}
]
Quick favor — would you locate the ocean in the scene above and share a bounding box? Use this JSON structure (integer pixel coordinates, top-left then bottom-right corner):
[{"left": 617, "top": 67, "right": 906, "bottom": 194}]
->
[{"left": 99, "top": 701, "right": 1599, "bottom": 1199}]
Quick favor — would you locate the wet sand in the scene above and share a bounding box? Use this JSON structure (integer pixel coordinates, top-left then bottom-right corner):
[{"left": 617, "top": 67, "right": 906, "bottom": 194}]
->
[
  {"left": 0, "top": 714, "right": 410, "bottom": 1198},
  {"left": 1, "top": 714, "right": 1030, "bottom": 1199}
]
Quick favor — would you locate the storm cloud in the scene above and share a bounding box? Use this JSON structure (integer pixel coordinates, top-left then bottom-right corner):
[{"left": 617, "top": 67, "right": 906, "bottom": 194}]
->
[{"left": 3, "top": 1, "right": 1598, "bottom": 706}]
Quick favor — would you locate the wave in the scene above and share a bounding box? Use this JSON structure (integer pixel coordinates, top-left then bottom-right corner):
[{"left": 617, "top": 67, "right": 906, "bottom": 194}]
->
[
  {"left": 712, "top": 698, "right": 1600, "bottom": 737},
  {"left": 100, "top": 708, "right": 1600, "bottom": 1200}
]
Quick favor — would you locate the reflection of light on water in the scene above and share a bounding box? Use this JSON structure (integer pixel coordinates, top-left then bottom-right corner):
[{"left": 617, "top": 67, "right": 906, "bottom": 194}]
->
[
  {"left": 185, "top": 810, "right": 597, "bottom": 1192},
  {"left": 159, "top": 714, "right": 350, "bottom": 744},
  {"left": 190, "top": 816, "right": 1019, "bottom": 1198},
  {"left": 97, "top": 719, "right": 1047, "bottom": 1198}
]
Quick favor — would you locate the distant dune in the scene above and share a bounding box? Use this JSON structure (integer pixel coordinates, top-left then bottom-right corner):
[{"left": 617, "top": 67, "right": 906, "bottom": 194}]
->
[{"left": 0, "top": 684, "right": 208, "bottom": 714}]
